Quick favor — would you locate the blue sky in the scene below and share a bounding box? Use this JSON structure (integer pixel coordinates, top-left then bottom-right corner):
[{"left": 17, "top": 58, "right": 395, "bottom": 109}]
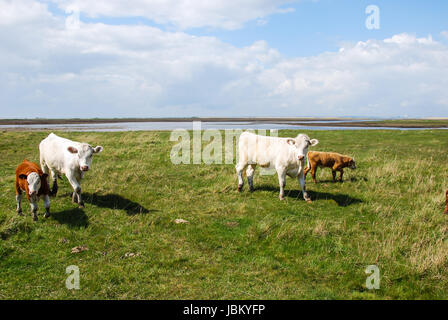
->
[
  {"left": 1, "top": 0, "right": 448, "bottom": 118},
  {"left": 201, "top": 0, "right": 448, "bottom": 57},
  {"left": 48, "top": 0, "right": 448, "bottom": 56}
]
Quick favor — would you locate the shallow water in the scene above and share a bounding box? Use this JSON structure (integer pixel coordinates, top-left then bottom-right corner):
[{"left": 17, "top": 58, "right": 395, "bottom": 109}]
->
[{"left": 0, "top": 121, "right": 446, "bottom": 131}]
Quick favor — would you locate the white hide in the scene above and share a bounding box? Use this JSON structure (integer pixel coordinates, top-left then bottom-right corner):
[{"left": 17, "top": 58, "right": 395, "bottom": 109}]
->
[
  {"left": 26, "top": 172, "right": 41, "bottom": 195},
  {"left": 236, "top": 132, "right": 318, "bottom": 200},
  {"left": 39, "top": 133, "right": 103, "bottom": 206}
]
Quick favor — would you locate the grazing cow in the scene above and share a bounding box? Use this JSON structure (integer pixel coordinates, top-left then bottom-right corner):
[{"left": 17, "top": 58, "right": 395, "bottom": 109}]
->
[
  {"left": 304, "top": 151, "right": 356, "bottom": 183},
  {"left": 444, "top": 190, "right": 448, "bottom": 215},
  {"left": 236, "top": 132, "right": 319, "bottom": 201},
  {"left": 39, "top": 133, "right": 103, "bottom": 208},
  {"left": 15, "top": 160, "right": 51, "bottom": 221}
]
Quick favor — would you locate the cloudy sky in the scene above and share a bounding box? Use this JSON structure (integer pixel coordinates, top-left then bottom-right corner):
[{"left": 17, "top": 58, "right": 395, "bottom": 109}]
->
[{"left": 1, "top": 0, "right": 447, "bottom": 118}]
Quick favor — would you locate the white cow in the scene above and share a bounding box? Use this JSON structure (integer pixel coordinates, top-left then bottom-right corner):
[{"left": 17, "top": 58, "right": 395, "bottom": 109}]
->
[
  {"left": 236, "top": 132, "right": 318, "bottom": 201},
  {"left": 39, "top": 133, "right": 103, "bottom": 208}
]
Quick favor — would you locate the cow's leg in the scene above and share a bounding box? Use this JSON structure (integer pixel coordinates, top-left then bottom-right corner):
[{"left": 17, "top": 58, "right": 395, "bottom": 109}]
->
[
  {"left": 246, "top": 164, "right": 256, "bottom": 192},
  {"left": 298, "top": 170, "right": 312, "bottom": 202},
  {"left": 16, "top": 191, "right": 23, "bottom": 215},
  {"left": 43, "top": 195, "right": 51, "bottom": 218},
  {"left": 72, "top": 191, "right": 78, "bottom": 204},
  {"left": 331, "top": 170, "right": 336, "bottom": 182},
  {"left": 50, "top": 169, "right": 58, "bottom": 196},
  {"left": 41, "top": 159, "right": 57, "bottom": 196},
  {"left": 75, "top": 178, "right": 84, "bottom": 208},
  {"left": 67, "top": 174, "right": 84, "bottom": 208},
  {"left": 338, "top": 169, "right": 344, "bottom": 182},
  {"left": 277, "top": 168, "right": 287, "bottom": 200},
  {"left": 304, "top": 165, "right": 310, "bottom": 177},
  {"left": 311, "top": 166, "right": 318, "bottom": 183},
  {"left": 236, "top": 162, "right": 247, "bottom": 192},
  {"left": 30, "top": 197, "right": 38, "bottom": 221}
]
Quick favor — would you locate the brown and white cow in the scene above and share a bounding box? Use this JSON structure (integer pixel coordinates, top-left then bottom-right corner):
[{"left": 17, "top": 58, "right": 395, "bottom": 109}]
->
[
  {"left": 15, "top": 160, "right": 51, "bottom": 221},
  {"left": 304, "top": 151, "right": 356, "bottom": 183}
]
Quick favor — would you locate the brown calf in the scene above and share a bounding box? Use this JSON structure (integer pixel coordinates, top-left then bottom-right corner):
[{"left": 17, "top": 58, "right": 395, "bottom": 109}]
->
[
  {"left": 15, "top": 160, "right": 51, "bottom": 221},
  {"left": 304, "top": 151, "right": 356, "bottom": 183},
  {"left": 444, "top": 190, "right": 448, "bottom": 215}
]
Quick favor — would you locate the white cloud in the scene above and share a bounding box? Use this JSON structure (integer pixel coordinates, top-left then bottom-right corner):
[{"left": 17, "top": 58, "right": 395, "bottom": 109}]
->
[
  {"left": 47, "top": 0, "right": 296, "bottom": 30},
  {"left": 441, "top": 31, "right": 448, "bottom": 40},
  {"left": 0, "top": 0, "right": 447, "bottom": 118},
  {"left": 0, "top": 0, "right": 52, "bottom": 25}
]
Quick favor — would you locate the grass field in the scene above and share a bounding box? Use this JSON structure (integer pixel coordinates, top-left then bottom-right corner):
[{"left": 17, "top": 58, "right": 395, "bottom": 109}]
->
[{"left": 1, "top": 129, "right": 448, "bottom": 299}]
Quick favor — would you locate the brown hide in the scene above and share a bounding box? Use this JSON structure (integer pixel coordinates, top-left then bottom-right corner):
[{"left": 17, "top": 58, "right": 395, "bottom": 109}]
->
[
  {"left": 304, "top": 151, "right": 355, "bottom": 182},
  {"left": 15, "top": 159, "right": 50, "bottom": 199}
]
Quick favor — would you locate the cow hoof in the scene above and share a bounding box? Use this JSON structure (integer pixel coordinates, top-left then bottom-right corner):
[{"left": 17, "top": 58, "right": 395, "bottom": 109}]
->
[
  {"left": 17, "top": 209, "right": 23, "bottom": 216},
  {"left": 237, "top": 185, "right": 243, "bottom": 192},
  {"left": 249, "top": 187, "right": 254, "bottom": 193},
  {"left": 32, "top": 215, "right": 38, "bottom": 222},
  {"left": 44, "top": 211, "right": 50, "bottom": 218},
  {"left": 306, "top": 199, "right": 313, "bottom": 203},
  {"left": 304, "top": 193, "right": 312, "bottom": 202},
  {"left": 279, "top": 196, "right": 285, "bottom": 201},
  {"left": 79, "top": 203, "right": 85, "bottom": 208}
]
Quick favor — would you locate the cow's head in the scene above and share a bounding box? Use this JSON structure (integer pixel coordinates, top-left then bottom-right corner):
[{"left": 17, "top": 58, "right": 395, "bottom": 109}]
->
[
  {"left": 67, "top": 144, "right": 103, "bottom": 172},
  {"left": 286, "top": 134, "right": 319, "bottom": 163},
  {"left": 19, "top": 172, "right": 47, "bottom": 196},
  {"left": 348, "top": 158, "right": 357, "bottom": 169}
]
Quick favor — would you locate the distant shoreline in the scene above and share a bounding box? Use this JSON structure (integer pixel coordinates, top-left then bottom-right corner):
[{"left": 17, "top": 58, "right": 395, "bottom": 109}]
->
[
  {"left": 0, "top": 117, "right": 358, "bottom": 125},
  {"left": 282, "top": 121, "right": 448, "bottom": 128},
  {"left": 0, "top": 118, "right": 447, "bottom": 128}
]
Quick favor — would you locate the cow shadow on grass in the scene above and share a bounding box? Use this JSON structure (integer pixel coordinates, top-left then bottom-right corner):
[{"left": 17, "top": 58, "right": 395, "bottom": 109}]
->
[
  {"left": 347, "top": 176, "right": 368, "bottom": 182},
  {"left": 82, "top": 192, "right": 155, "bottom": 216},
  {"left": 305, "top": 176, "right": 368, "bottom": 183},
  {"left": 253, "top": 184, "right": 362, "bottom": 207},
  {"left": 52, "top": 208, "right": 89, "bottom": 228},
  {"left": 306, "top": 190, "right": 362, "bottom": 207},
  {"left": 308, "top": 176, "right": 368, "bottom": 183}
]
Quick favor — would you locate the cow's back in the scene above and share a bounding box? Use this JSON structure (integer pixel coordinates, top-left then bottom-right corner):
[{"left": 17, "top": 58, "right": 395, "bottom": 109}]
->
[
  {"left": 239, "top": 132, "right": 289, "bottom": 166},
  {"left": 16, "top": 160, "right": 43, "bottom": 175},
  {"left": 39, "top": 133, "right": 72, "bottom": 171},
  {"left": 309, "top": 151, "right": 342, "bottom": 167}
]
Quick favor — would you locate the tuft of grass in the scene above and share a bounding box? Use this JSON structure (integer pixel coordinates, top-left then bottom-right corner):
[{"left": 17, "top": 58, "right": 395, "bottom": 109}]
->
[{"left": 0, "top": 129, "right": 447, "bottom": 299}]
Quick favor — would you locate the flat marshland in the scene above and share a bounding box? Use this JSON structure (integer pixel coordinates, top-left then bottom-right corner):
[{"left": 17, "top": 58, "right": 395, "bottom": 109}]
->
[{"left": 0, "top": 130, "right": 447, "bottom": 299}]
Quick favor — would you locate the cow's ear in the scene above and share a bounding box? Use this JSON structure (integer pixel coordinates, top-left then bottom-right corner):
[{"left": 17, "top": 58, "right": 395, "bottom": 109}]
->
[
  {"left": 93, "top": 146, "right": 103, "bottom": 154},
  {"left": 287, "top": 139, "right": 295, "bottom": 145},
  {"left": 67, "top": 146, "right": 78, "bottom": 154},
  {"left": 309, "top": 139, "right": 319, "bottom": 146},
  {"left": 19, "top": 174, "right": 27, "bottom": 180}
]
